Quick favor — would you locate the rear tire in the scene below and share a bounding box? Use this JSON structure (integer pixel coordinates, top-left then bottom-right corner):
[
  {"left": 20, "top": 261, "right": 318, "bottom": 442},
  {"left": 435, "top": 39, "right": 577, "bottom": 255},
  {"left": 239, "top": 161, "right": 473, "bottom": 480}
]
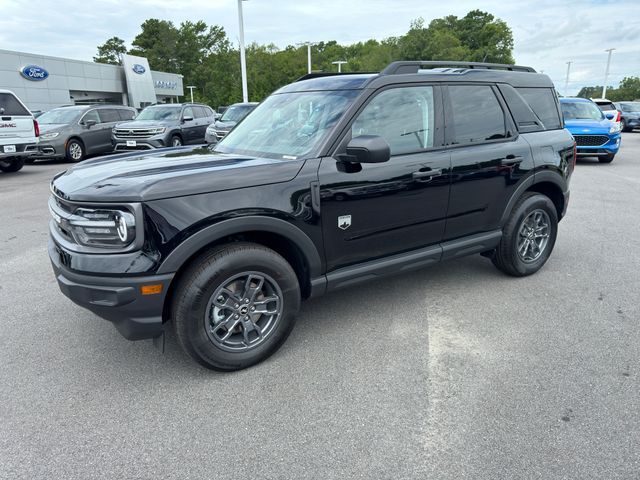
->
[
  {"left": 491, "top": 192, "right": 558, "bottom": 277},
  {"left": 172, "top": 242, "right": 300, "bottom": 371},
  {"left": 599, "top": 153, "right": 615, "bottom": 163},
  {"left": 0, "top": 158, "right": 25, "bottom": 172}
]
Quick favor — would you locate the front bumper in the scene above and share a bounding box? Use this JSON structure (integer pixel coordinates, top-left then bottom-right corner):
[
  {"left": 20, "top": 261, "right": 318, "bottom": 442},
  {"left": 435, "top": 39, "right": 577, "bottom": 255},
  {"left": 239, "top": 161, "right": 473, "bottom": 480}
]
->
[
  {"left": 112, "top": 134, "right": 169, "bottom": 151},
  {"left": 576, "top": 134, "right": 620, "bottom": 157},
  {"left": 49, "top": 237, "right": 174, "bottom": 340}
]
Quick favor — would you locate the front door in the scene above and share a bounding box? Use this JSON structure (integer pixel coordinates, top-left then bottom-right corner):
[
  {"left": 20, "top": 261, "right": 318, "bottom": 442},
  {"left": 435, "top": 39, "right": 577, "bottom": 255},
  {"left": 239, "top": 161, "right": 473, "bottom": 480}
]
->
[{"left": 319, "top": 85, "right": 451, "bottom": 272}]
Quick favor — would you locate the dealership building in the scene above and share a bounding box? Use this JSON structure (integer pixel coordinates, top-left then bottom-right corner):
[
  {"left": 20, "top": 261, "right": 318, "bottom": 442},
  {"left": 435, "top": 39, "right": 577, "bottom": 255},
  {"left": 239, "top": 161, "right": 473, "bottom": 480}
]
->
[{"left": 0, "top": 49, "right": 184, "bottom": 112}]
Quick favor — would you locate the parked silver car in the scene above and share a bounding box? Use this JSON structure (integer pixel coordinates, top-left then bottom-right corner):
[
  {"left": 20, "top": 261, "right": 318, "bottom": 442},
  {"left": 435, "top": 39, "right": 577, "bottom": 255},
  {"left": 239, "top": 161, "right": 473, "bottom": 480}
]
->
[
  {"left": 112, "top": 103, "right": 216, "bottom": 151},
  {"left": 36, "top": 105, "right": 137, "bottom": 162},
  {"left": 205, "top": 102, "right": 258, "bottom": 144}
]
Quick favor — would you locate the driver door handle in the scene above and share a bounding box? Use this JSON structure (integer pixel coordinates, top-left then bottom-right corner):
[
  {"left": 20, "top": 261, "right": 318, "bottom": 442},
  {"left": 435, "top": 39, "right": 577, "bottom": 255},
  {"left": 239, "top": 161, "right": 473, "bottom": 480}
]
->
[
  {"left": 501, "top": 154, "right": 524, "bottom": 166},
  {"left": 412, "top": 168, "right": 442, "bottom": 180}
]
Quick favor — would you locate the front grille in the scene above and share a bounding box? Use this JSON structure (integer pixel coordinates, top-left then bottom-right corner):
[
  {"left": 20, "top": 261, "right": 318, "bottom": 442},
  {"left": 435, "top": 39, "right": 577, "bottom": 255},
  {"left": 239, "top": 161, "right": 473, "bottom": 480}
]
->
[
  {"left": 114, "top": 128, "right": 156, "bottom": 139},
  {"left": 573, "top": 135, "right": 609, "bottom": 147}
]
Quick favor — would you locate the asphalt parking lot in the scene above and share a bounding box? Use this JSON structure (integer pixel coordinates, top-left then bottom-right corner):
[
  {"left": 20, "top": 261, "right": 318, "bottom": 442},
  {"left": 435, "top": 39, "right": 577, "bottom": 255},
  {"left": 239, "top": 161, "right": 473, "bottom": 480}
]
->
[{"left": 1, "top": 134, "right": 639, "bottom": 480}]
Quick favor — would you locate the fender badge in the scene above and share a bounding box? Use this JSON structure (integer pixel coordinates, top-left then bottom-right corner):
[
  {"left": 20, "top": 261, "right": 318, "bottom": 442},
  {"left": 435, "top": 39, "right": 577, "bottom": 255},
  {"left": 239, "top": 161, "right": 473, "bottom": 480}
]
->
[{"left": 338, "top": 215, "right": 351, "bottom": 230}]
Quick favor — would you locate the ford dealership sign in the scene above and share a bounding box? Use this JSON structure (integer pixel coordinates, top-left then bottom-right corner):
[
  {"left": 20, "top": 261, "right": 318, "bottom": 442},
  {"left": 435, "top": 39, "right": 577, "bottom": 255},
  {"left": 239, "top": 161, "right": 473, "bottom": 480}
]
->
[
  {"left": 20, "top": 65, "right": 49, "bottom": 81},
  {"left": 132, "top": 64, "right": 146, "bottom": 75}
]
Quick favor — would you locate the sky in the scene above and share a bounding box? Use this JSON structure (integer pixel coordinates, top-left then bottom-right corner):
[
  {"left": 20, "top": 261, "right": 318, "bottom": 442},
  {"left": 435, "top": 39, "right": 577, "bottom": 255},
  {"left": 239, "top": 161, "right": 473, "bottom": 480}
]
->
[{"left": 1, "top": 0, "right": 639, "bottom": 96}]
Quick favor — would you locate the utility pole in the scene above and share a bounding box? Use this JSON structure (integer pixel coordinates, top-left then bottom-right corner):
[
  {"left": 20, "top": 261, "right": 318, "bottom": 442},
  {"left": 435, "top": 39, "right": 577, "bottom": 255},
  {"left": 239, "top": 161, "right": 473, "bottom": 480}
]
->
[
  {"left": 602, "top": 48, "right": 615, "bottom": 98},
  {"left": 186, "top": 85, "right": 196, "bottom": 103},
  {"left": 237, "top": 0, "right": 248, "bottom": 102},
  {"left": 297, "top": 42, "right": 317, "bottom": 74},
  {"left": 332, "top": 60, "right": 347, "bottom": 73},
  {"left": 564, "top": 61, "right": 572, "bottom": 96}
]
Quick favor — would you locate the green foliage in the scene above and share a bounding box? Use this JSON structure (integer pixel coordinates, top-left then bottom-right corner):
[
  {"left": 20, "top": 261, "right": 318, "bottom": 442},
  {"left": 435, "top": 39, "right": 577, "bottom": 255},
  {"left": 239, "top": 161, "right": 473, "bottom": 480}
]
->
[
  {"left": 93, "top": 10, "right": 516, "bottom": 107},
  {"left": 576, "top": 77, "right": 640, "bottom": 101},
  {"left": 93, "top": 36, "right": 127, "bottom": 65}
]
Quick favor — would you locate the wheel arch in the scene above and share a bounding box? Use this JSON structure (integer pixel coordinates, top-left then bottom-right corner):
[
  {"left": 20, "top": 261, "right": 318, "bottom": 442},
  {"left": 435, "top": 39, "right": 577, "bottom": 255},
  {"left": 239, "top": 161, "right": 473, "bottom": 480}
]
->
[
  {"left": 158, "top": 216, "right": 324, "bottom": 322},
  {"left": 500, "top": 171, "right": 567, "bottom": 226}
]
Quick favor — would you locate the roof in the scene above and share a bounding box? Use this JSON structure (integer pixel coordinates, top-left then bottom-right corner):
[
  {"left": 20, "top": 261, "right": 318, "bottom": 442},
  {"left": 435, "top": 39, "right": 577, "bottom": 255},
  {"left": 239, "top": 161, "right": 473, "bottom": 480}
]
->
[{"left": 560, "top": 97, "right": 594, "bottom": 103}]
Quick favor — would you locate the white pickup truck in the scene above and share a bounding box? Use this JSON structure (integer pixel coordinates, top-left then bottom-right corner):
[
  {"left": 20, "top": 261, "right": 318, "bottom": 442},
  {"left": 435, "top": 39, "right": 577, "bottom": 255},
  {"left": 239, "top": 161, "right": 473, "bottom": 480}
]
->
[{"left": 0, "top": 90, "right": 39, "bottom": 173}]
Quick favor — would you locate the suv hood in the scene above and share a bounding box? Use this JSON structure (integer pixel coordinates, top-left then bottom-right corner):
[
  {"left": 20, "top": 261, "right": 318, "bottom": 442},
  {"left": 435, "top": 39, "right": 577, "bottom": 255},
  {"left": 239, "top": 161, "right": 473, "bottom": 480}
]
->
[
  {"left": 51, "top": 146, "right": 305, "bottom": 202},
  {"left": 115, "top": 120, "right": 176, "bottom": 129},
  {"left": 213, "top": 120, "right": 237, "bottom": 130},
  {"left": 564, "top": 119, "right": 613, "bottom": 135}
]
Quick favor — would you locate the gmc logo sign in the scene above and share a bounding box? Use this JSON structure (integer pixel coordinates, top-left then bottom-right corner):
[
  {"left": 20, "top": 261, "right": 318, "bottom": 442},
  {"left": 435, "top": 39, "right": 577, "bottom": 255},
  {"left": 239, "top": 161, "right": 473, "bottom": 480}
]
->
[{"left": 0, "top": 123, "right": 17, "bottom": 128}]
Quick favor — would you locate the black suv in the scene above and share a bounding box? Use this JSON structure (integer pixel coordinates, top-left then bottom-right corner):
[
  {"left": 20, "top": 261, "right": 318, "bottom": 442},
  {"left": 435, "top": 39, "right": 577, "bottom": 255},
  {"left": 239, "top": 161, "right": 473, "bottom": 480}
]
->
[{"left": 48, "top": 61, "right": 575, "bottom": 371}]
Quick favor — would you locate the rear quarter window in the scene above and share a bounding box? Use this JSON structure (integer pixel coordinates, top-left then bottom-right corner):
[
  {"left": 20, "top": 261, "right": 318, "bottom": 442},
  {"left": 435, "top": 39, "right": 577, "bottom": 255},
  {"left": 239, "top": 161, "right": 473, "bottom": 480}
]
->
[
  {"left": 0, "top": 93, "right": 30, "bottom": 116},
  {"left": 516, "top": 88, "right": 562, "bottom": 130}
]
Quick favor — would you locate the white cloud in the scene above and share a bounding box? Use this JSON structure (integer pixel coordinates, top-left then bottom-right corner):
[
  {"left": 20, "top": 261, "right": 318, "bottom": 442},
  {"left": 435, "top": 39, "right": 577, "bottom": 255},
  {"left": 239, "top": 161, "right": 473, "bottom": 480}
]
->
[{"left": 0, "top": 0, "right": 638, "bottom": 95}]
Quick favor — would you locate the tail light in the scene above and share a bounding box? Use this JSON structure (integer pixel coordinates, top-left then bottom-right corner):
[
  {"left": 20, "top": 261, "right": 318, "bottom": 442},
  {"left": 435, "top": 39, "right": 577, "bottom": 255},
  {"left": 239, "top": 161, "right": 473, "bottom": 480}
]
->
[
  {"left": 615, "top": 110, "right": 621, "bottom": 122},
  {"left": 33, "top": 119, "right": 39, "bottom": 137}
]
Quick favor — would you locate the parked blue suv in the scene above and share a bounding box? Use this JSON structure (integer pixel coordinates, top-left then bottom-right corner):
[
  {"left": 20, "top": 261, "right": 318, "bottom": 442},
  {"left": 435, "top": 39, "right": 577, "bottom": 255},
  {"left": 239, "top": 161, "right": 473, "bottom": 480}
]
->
[{"left": 560, "top": 97, "right": 621, "bottom": 163}]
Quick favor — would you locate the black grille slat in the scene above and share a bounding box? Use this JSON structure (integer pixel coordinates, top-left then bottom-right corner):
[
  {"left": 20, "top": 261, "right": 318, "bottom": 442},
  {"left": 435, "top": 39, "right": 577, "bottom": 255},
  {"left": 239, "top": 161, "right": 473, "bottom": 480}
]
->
[
  {"left": 574, "top": 135, "right": 609, "bottom": 147},
  {"left": 114, "top": 128, "right": 156, "bottom": 139}
]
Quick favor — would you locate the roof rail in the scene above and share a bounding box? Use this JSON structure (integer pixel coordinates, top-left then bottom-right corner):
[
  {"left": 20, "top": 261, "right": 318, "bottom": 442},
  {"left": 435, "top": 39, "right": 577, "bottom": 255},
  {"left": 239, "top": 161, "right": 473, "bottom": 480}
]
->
[
  {"left": 295, "top": 71, "right": 377, "bottom": 82},
  {"left": 381, "top": 61, "right": 536, "bottom": 75}
]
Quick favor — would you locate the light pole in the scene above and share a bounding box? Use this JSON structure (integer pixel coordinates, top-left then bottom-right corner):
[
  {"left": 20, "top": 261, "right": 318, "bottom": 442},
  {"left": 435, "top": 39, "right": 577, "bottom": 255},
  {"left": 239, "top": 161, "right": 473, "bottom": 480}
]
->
[
  {"left": 297, "top": 42, "right": 317, "bottom": 74},
  {"left": 186, "top": 85, "right": 196, "bottom": 103},
  {"left": 332, "top": 60, "right": 347, "bottom": 73},
  {"left": 602, "top": 48, "right": 615, "bottom": 99},
  {"left": 564, "top": 61, "right": 572, "bottom": 96},
  {"left": 237, "top": 0, "right": 248, "bottom": 103}
]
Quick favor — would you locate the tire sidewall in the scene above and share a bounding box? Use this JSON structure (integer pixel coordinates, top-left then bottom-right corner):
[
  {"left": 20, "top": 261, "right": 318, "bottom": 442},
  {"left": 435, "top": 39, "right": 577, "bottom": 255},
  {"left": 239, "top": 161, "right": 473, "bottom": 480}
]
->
[
  {"left": 171, "top": 135, "right": 183, "bottom": 147},
  {"left": 176, "top": 247, "right": 300, "bottom": 370},
  {"left": 506, "top": 195, "right": 558, "bottom": 276}
]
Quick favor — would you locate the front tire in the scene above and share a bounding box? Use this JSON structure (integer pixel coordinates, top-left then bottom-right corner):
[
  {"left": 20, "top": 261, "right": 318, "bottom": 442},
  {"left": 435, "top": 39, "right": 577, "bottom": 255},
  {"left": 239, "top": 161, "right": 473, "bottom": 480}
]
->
[
  {"left": 172, "top": 242, "right": 300, "bottom": 371},
  {"left": 0, "top": 157, "right": 24, "bottom": 172},
  {"left": 599, "top": 153, "right": 615, "bottom": 163},
  {"left": 491, "top": 192, "right": 558, "bottom": 277},
  {"left": 170, "top": 135, "right": 183, "bottom": 147},
  {"left": 65, "top": 139, "right": 85, "bottom": 162}
]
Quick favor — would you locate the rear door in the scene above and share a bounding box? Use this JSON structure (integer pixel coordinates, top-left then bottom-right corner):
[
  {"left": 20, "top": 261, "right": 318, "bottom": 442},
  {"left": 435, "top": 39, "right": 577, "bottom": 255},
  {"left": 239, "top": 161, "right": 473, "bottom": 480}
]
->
[
  {"left": 443, "top": 84, "right": 535, "bottom": 240},
  {"left": 181, "top": 106, "right": 198, "bottom": 144},
  {"left": 0, "top": 92, "right": 35, "bottom": 150},
  {"left": 78, "top": 109, "right": 103, "bottom": 154},
  {"left": 193, "top": 106, "right": 209, "bottom": 142}
]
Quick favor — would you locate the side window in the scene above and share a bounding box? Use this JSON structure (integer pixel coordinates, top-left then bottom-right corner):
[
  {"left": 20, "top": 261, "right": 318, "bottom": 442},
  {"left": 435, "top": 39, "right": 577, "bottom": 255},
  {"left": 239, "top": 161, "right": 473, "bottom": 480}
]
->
[
  {"left": 206, "top": 107, "right": 215, "bottom": 117},
  {"left": 516, "top": 88, "right": 562, "bottom": 130},
  {"left": 81, "top": 110, "right": 100, "bottom": 124},
  {"left": 0, "top": 93, "right": 30, "bottom": 116},
  {"left": 448, "top": 85, "right": 507, "bottom": 144},
  {"left": 98, "top": 109, "right": 119, "bottom": 123},
  {"left": 118, "top": 109, "right": 136, "bottom": 121},
  {"left": 352, "top": 86, "right": 435, "bottom": 156},
  {"left": 182, "top": 106, "right": 194, "bottom": 120},
  {"left": 195, "top": 106, "right": 209, "bottom": 118}
]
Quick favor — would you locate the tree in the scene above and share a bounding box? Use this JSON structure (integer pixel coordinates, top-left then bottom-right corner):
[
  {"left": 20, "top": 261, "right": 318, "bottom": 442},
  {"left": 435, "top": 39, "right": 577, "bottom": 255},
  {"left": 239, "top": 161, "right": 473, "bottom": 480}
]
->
[
  {"left": 130, "top": 19, "right": 180, "bottom": 72},
  {"left": 94, "top": 37, "right": 127, "bottom": 65}
]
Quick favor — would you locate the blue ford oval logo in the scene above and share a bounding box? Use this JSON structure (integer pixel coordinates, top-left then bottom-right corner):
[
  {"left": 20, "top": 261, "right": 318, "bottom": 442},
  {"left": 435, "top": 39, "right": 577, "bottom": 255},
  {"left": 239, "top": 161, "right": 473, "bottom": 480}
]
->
[
  {"left": 20, "top": 65, "right": 49, "bottom": 81},
  {"left": 132, "top": 64, "right": 146, "bottom": 75}
]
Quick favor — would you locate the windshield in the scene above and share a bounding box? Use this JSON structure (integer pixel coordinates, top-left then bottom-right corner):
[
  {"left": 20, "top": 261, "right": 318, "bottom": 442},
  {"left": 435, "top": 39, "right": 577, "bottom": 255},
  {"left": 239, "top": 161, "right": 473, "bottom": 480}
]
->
[
  {"left": 221, "top": 105, "right": 255, "bottom": 123},
  {"left": 215, "top": 90, "right": 359, "bottom": 159},
  {"left": 620, "top": 102, "right": 640, "bottom": 112},
  {"left": 136, "top": 106, "right": 181, "bottom": 121},
  {"left": 37, "top": 108, "right": 83, "bottom": 124},
  {"left": 561, "top": 101, "right": 603, "bottom": 121}
]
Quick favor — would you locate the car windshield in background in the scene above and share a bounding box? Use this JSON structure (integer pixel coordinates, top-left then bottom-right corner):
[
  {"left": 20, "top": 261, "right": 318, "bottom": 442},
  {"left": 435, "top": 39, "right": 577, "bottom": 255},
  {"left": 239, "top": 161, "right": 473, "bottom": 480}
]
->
[
  {"left": 0, "top": 93, "right": 30, "bottom": 116},
  {"left": 37, "top": 108, "right": 84, "bottom": 124},
  {"left": 220, "top": 105, "right": 254, "bottom": 122},
  {"left": 136, "top": 106, "right": 181, "bottom": 121},
  {"left": 561, "top": 102, "right": 603, "bottom": 120},
  {"left": 620, "top": 102, "right": 640, "bottom": 112},
  {"left": 215, "top": 90, "right": 359, "bottom": 159}
]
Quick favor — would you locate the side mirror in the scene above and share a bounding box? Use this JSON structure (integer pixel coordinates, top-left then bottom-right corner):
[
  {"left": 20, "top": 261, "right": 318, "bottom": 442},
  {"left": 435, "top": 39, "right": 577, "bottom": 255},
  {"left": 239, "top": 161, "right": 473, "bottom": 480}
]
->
[
  {"left": 84, "top": 119, "right": 97, "bottom": 128},
  {"left": 182, "top": 116, "right": 194, "bottom": 123},
  {"left": 605, "top": 113, "right": 615, "bottom": 120},
  {"left": 214, "top": 113, "right": 222, "bottom": 120},
  {"left": 342, "top": 135, "right": 390, "bottom": 164}
]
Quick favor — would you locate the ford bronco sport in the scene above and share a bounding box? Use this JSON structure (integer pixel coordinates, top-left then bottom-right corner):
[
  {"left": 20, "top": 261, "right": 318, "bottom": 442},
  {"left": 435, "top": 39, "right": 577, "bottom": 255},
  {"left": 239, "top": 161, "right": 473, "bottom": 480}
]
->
[{"left": 48, "top": 61, "right": 575, "bottom": 371}]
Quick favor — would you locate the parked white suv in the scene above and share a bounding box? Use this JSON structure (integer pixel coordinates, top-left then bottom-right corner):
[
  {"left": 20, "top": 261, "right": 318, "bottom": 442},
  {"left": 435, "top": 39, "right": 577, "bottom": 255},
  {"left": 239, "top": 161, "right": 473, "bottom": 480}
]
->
[
  {"left": 592, "top": 98, "right": 621, "bottom": 130},
  {"left": 0, "top": 90, "right": 39, "bottom": 173}
]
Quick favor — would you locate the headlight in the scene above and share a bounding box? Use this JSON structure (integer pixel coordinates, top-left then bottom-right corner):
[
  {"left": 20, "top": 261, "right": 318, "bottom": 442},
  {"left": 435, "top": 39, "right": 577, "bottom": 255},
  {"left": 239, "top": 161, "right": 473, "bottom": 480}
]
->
[
  {"left": 609, "top": 124, "right": 620, "bottom": 134},
  {"left": 69, "top": 208, "right": 136, "bottom": 248},
  {"left": 206, "top": 125, "right": 215, "bottom": 132},
  {"left": 151, "top": 127, "right": 166, "bottom": 134},
  {"left": 40, "top": 132, "right": 60, "bottom": 140}
]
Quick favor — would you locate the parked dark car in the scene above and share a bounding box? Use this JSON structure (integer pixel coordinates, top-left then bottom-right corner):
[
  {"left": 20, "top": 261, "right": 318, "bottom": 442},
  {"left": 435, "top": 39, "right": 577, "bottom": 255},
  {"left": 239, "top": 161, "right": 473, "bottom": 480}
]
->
[
  {"left": 36, "top": 105, "right": 137, "bottom": 162},
  {"left": 205, "top": 102, "right": 258, "bottom": 143},
  {"left": 49, "top": 61, "right": 575, "bottom": 371},
  {"left": 112, "top": 103, "right": 216, "bottom": 151},
  {"left": 615, "top": 101, "right": 640, "bottom": 132}
]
